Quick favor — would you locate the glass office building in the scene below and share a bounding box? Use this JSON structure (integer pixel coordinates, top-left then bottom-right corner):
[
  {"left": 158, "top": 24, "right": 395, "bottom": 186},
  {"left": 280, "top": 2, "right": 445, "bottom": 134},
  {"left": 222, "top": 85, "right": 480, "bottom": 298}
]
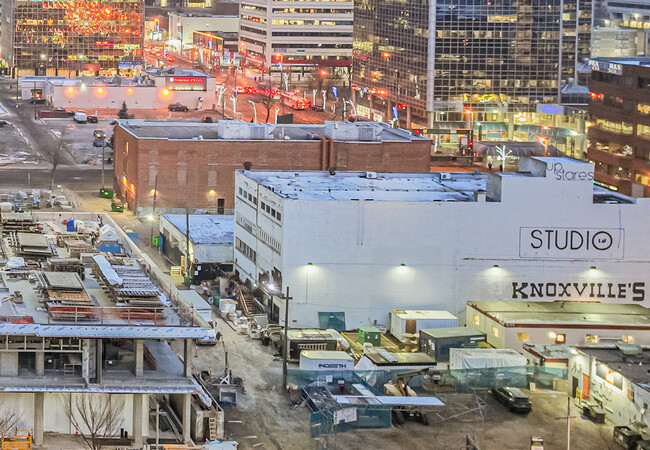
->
[
  {"left": 1, "top": 0, "right": 144, "bottom": 76},
  {"left": 352, "top": 0, "right": 593, "bottom": 127}
]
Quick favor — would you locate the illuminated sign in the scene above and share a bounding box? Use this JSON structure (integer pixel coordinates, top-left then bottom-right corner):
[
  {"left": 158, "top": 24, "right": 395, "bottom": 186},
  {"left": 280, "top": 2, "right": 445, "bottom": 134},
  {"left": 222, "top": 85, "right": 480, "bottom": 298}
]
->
[
  {"left": 95, "top": 41, "right": 115, "bottom": 47},
  {"left": 588, "top": 59, "right": 623, "bottom": 75},
  {"left": 170, "top": 77, "right": 204, "bottom": 83}
]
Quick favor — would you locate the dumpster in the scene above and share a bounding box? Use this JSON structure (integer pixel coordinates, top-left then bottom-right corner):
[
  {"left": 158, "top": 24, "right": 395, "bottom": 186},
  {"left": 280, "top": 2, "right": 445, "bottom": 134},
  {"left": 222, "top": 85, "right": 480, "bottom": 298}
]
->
[
  {"left": 614, "top": 426, "right": 642, "bottom": 449},
  {"left": 583, "top": 404, "right": 606, "bottom": 423},
  {"left": 100, "top": 188, "right": 114, "bottom": 199},
  {"left": 111, "top": 199, "right": 124, "bottom": 212}
]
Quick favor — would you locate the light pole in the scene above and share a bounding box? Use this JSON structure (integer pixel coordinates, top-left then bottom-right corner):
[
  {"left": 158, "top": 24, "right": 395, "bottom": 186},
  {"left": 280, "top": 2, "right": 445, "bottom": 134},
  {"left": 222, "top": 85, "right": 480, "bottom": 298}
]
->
[
  {"left": 247, "top": 100, "right": 257, "bottom": 122},
  {"left": 278, "top": 286, "right": 293, "bottom": 392},
  {"left": 94, "top": 130, "right": 107, "bottom": 189}
]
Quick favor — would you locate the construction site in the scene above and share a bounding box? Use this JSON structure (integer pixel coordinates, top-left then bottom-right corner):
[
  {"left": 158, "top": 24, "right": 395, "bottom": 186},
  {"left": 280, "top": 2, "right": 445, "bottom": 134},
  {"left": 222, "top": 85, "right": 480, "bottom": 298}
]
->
[{"left": 0, "top": 209, "right": 223, "bottom": 449}]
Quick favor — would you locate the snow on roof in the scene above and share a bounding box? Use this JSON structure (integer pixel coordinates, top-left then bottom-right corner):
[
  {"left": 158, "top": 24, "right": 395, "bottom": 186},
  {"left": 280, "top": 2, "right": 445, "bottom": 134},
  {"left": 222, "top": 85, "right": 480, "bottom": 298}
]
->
[
  {"left": 163, "top": 214, "right": 234, "bottom": 245},
  {"left": 243, "top": 171, "right": 486, "bottom": 202}
]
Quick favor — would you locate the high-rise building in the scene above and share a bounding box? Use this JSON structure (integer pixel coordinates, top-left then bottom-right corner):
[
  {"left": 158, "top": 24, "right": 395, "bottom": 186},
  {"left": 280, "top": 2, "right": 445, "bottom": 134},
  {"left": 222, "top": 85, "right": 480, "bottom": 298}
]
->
[
  {"left": 352, "top": 0, "right": 593, "bottom": 128},
  {"left": 238, "top": 0, "right": 353, "bottom": 71},
  {"left": 587, "top": 57, "right": 650, "bottom": 197},
  {"left": 1, "top": 0, "right": 144, "bottom": 76}
]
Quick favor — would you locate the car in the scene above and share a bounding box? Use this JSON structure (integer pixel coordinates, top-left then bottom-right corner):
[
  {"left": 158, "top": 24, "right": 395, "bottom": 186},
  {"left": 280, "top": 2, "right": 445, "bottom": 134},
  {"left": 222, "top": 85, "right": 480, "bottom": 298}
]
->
[
  {"left": 310, "top": 104, "right": 325, "bottom": 112},
  {"left": 93, "top": 138, "right": 106, "bottom": 147},
  {"left": 202, "top": 116, "right": 213, "bottom": 123},
  {"left": 165, "top": 55, "right": 176, "bottom": 62},
  {"left": 0, "top": 120, "right": 8, "bottom": 127},
  {"left": 93, "top": 129, "right": 106, "bottom": 139},
  {"left": 234, "top": 86, "right": 246, "bottom": 94},
  {"left": 87, "top": 115, "right": 98, "bottom": 123},
  {"left": 168, "top": 103, "right": 188, "bottom": 112},
  {"left": 30, "top": 97, "right": 46, "bottom": 104},
  {"left": 492, "top": 387, "right": 532, "bottom": 413},
  {"left": 73, "top": 111, "right": 88, "bottom": 123}
]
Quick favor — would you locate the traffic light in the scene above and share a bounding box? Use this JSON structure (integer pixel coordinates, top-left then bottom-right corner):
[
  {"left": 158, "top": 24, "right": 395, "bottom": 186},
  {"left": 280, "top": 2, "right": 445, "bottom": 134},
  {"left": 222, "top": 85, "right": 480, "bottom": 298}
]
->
[
  {"left": 413, "top": 129, "right": 423, "bottom": 136},
  {"left": 397, "top": 103, "right": 408, "bottom": 110},
  {"left": 468, "top": 140, "right": 473, "bottom": 149}
]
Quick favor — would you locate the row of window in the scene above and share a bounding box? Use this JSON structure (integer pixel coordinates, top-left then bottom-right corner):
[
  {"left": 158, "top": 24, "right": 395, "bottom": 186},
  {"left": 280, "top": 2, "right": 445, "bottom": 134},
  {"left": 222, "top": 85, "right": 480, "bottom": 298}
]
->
[
  {"left": 272, "top": 8, "right": 351, "bottom": 13},
  {"left": 238, "top": 186, "right": 258, "bottom": 206},
  {"left": 271, "top": 19, "right": 352, "bottom": 26},
  {"left": 258, "top": 228, "right": 281, "bottom": 254},
  {"left": 235, "top": 237, "right": 256, "bottom": 263},
  {"left": 260, "top": 200, "right": 282, "bottom": 221}
]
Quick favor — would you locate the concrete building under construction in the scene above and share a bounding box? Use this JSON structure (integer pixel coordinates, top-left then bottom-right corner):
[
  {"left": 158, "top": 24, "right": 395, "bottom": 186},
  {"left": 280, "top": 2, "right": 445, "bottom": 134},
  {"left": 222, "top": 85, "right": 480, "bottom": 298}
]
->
[{"left": 0, "top": 211, "right": 217, "bottom": 447}]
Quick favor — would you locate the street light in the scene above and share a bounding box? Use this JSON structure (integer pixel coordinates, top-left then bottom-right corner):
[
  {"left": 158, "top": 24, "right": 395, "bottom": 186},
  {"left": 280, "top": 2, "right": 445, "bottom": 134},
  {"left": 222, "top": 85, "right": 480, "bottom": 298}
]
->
[
  {"left": 247, "top": 100, "right": 257, "bottom": 123},
  {"left": 94, "top": 130, "right": 108, "bottom": 189}
]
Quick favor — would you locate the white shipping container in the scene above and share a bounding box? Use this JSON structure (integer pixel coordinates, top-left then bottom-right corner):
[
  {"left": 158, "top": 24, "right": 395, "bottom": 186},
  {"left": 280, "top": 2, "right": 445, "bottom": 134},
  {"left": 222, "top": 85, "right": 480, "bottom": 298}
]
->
[
  {"left": 390, "top": 310, "right": 458, "bottom": 341},
  {"left": 178, "top": 289, "right": 213, "bottom": 323},
  {"left": 449, "top": 348, "right": 527, "bottom": 370},
  {"left": 299, "top": 350, "right": 354, "bottom": 371}
]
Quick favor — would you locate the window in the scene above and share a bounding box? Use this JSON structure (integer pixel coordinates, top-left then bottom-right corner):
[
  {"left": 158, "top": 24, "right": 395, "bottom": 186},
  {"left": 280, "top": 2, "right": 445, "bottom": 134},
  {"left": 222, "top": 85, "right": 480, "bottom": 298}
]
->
[
  {"left": 473, "top": 314, "right": 480, "bottom": 326},
  {"left": 586, "top": 334, "right": 599, "bottom": 343},
  {"left": 555, "top": 333, "right": 566, "bottom": 344},
  {"left": 235, "top": 238, "right": 256, "bottom": 263},
  {"left": 623, "top": 335, "right": 635, "bottom": 344},
  {"left": 517, "top": 332, "right": 529, "bottom": 341},
  {"left": 491, "top": 326, "right": 499, "bottom": 337}
]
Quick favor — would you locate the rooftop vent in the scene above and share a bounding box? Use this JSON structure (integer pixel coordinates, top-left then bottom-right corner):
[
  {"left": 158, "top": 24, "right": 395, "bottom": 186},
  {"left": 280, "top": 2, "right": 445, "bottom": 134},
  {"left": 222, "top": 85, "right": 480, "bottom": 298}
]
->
[{"left": 617, "top": 342, "right": 643, "bottom": 356}]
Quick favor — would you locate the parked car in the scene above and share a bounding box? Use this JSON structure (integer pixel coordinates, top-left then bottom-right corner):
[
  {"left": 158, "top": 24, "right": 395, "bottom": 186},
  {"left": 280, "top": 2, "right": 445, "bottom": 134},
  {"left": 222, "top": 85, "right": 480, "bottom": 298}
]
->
[
  {"left": 202, "top": 116, "right": 213, "bottom": 123},
  {"left": 168, "top": 103, "right": 188, "bottom": 112},
  {"left": 30, "top": 97, "right": 46, "bottom": 104},
  {"left": 87, "top": 115, "right": 98, "bottom": 123},
  {"left": 0, "top": 120, "right": 8, "bottom": 127},
  {"left": 73, "top": 111, "right": 88, "bottom": 123},
  {"left": 493, "top": 387, "right": 532, "bottom": 413},
  {"left": 93, "top": 139, "right": 105, "bottom": 147}
]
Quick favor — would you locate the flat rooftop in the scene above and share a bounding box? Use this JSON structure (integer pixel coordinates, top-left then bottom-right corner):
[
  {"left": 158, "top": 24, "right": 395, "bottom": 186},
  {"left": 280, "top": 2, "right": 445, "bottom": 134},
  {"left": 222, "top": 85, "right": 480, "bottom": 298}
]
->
[
  {"left": 0, "top": 214, "right": 212, "bottom": 339},
  {"left": 590, "top": 57, "right": 650, "bottom": 69},
  {"left": 144, "top": 66, "right": 211, "bottom": 78},
  {"left": 162, "top": 214, "right": 234, "bottom": 245},
  {"left": 577, "top": 346, "right": 650, "bottom": 389},
  {"left": 469, "top": 301, "right": 650, "bottom": 328},
  {"left": 240, "top": 165, "right": 635, "bottom": 204},
  {"left": 116, "top": 119, "right": 428, "bottom": 143}
]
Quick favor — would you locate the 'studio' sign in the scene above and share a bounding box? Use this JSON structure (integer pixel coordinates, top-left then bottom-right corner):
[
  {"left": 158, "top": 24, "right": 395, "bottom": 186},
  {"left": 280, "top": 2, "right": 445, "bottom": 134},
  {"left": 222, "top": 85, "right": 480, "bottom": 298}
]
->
[{"left": 519, "top": 227, "right": 624, "bottom": 259}]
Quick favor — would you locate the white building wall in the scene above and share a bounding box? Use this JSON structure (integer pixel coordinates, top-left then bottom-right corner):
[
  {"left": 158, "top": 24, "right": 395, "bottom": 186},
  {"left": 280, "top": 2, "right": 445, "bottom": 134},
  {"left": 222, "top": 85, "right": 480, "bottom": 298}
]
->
[
  {"left": 235, "top": 160, "right": 650, "bottom": 329},
  {"left": 47, "top": 85, "right": 212, "bottom": 110},
  {"left": 170, "top": 14, "right": 239, "bottom": 46},
  {"left": 239, "top": 0, "right": 353, "bottom": 67}
]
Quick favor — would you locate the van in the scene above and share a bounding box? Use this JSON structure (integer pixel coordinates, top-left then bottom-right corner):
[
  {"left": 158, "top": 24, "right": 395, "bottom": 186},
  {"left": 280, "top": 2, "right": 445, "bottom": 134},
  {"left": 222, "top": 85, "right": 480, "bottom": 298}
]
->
[{"left": 73, "top": 111, "right": 88, "bottom": 123}]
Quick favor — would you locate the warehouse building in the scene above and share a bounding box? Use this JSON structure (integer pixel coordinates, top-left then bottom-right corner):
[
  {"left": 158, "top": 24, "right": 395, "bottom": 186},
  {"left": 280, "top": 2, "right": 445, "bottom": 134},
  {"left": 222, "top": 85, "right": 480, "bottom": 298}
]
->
[
  {"left": 233, "top": 156, "right": 650, "bottom": 329},
  {"left": 466, "top": 301, "right": 650, "bottom": 352},
  {"left": 113, "top": 120, "right": 431, "bottom": 215},
  {"left": 570, "top": 345, "right": 650, "bottom": 432}
]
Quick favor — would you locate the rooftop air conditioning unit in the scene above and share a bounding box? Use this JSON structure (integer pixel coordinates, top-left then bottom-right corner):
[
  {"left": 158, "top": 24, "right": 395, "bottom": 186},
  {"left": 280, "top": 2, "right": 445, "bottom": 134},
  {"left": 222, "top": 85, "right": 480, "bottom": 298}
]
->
[
  {"left": 440, "top": 173, "right": 451, "bottom": 180},
  {"left": 365, "top": 172, "right": 377, "bottom": 179}
]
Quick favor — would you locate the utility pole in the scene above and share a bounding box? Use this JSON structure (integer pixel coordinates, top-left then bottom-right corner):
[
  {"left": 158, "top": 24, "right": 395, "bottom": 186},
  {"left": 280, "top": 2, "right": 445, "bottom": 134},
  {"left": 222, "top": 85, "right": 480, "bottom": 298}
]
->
[
  {"left": 101, "top": 137, "right": 106, "bottom": 188},
  {"left": 150, "top": 175, "right": 158, "bottom": 247},
  {"left": 155, "top": 401, "right": 160, "bottom": 450},
  {"left": 281, "top": 286, "right": 293, "bottom": 392},
  {"left": 185, "top": 208, "right": 191, "bottom": 286}
]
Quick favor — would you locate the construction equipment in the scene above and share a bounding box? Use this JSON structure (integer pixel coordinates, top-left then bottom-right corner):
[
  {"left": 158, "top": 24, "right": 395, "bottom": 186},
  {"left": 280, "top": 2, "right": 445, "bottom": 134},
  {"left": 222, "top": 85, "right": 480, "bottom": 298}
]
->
[
  {"left": 1, "top": 430, "right": 32, "bottom": 450},
  {"left": 383, "top": 368, "right": 443, "bottom": 426}
]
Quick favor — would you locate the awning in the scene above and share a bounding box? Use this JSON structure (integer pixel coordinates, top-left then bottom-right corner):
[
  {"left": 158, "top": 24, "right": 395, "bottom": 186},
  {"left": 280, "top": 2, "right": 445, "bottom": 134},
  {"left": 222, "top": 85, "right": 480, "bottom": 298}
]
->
[{"left": 473, "top": 141, "right": 564, "bottom": 157}]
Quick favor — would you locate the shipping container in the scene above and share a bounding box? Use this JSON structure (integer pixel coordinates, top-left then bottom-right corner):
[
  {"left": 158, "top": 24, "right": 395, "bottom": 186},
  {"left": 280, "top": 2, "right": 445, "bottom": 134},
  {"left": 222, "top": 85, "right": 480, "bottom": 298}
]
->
[
  {"left": 449, "top": 348, "right": 527, "bottom": 370},
  {"left": 299, "top": 350, "right": 354, "bottom": 371},
  {"left": 284, "top": 329, "right": 342, "bottom": 360},
  {"left": 358, "top": 326, "right": 381, "bottom": 347},
  {"left": 178, "top": 289, "right": 213, "bottom": 323},
  {"left": 390, "top": 310, "right": 458, "bottom": 341},
  {"left": 419, "top": 327, "right": 486, "bottom": 362}
]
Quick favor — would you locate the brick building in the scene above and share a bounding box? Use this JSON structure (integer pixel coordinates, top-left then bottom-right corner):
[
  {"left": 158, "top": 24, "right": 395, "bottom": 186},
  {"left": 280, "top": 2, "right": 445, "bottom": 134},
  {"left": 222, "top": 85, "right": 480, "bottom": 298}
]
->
[
  {"left": 588, "top": 58, "right": 650, "bottom": 197},
  {"left": 113, "top": 120, "right": 431, "bottom": 215}
]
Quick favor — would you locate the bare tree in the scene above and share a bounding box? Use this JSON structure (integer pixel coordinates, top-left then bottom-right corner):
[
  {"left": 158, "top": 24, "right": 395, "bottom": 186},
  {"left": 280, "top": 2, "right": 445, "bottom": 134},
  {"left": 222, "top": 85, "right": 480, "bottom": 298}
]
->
[
  {"left": 251, "top": 88, "right": 280, "bottom": 123},
  {"left": 40, "top": 128, "right": 68, "bottom": 191},
  {"left": 0, "top": 404, "right": 23, "bottom": 439},
  {"left": 60, "top": 394, "right": 124, "bottom": 450}
]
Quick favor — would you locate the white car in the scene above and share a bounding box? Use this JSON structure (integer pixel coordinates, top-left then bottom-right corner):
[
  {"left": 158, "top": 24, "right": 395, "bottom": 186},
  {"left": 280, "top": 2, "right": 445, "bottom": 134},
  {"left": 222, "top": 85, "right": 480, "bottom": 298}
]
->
[{"left": 73, "top": 111, "right": 87, "bottom": 123}]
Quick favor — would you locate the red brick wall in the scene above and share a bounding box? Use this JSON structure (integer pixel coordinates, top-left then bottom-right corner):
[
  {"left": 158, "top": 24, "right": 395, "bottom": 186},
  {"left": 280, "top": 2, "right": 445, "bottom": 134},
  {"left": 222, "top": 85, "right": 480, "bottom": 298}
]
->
[{"left": 113, "top": 126, "right": 431, "bottom": 211}]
